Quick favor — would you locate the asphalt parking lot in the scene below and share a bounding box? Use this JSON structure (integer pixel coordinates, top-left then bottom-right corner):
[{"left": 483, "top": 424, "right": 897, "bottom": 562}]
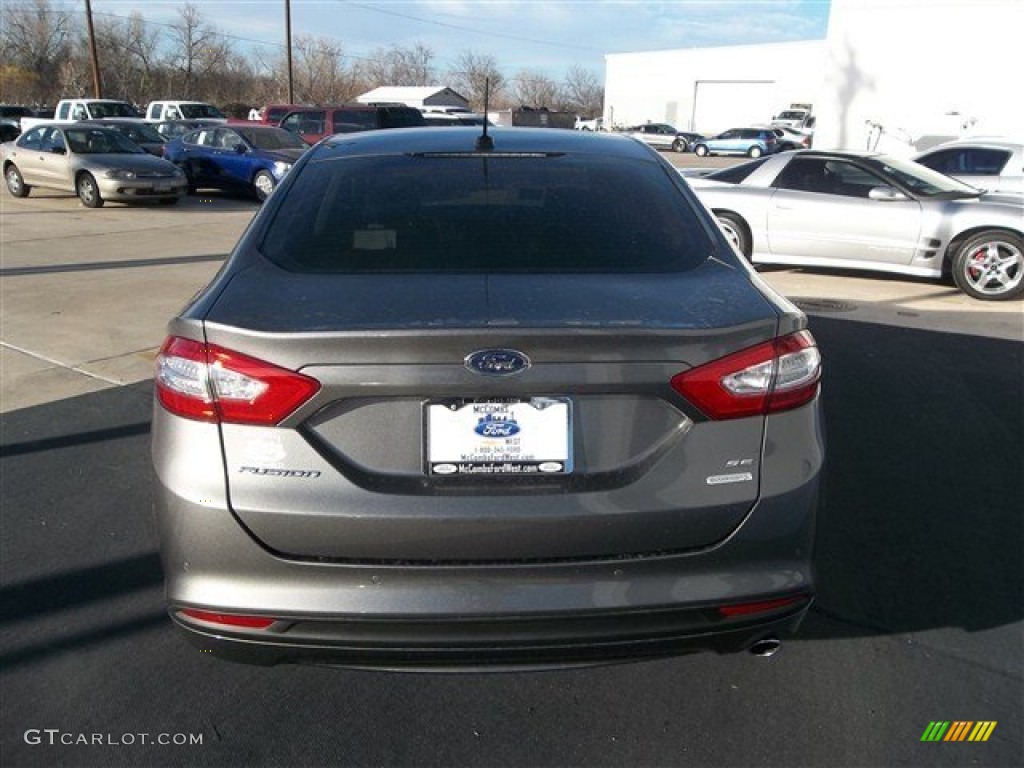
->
[{"left": 1, "top": 165, "right": 1022, "bottom": 767}]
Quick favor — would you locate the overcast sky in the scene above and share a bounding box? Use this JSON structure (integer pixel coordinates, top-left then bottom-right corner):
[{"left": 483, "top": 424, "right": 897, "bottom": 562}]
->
[{"left": 84, "top": 1, "right": 832, "bottom": 78}]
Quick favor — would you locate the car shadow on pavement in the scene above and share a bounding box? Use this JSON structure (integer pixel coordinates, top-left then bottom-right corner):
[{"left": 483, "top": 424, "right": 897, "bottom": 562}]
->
[
  {"left": 0, "top": 318, "right": 1020, "bottom": 672},
  {"left": 800, "top": 316, "right": 1022, "bottom": 639}
]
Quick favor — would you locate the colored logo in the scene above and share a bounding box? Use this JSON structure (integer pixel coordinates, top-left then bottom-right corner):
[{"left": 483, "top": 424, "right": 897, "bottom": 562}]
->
[
  {"left": 921, "top": 721, "right": 997, "bottom": 742},
  {"left": 465, "top": 349, "right": 530, "bottom": 376},
  {"left": 475, "top": 414, "right": 521, "bottom": 438}
]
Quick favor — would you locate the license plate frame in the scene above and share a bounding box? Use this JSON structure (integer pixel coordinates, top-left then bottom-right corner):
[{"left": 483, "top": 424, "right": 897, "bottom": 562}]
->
[{"left": 424, "top": 397, "right": 573, "bottom": 477}]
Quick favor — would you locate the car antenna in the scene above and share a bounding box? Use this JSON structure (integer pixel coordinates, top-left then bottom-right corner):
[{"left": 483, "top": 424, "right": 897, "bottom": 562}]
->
[{"left": 475, "top": 78, "right": 493, "bottom": 152}]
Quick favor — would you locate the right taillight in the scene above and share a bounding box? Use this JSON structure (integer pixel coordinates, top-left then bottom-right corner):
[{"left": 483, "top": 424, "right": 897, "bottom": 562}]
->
[
  {"left": 670, "top": 331, "right": 821, "bottom": 420},
  {"left": 155, "top": 336, "right": 320, "bottom": 425}
]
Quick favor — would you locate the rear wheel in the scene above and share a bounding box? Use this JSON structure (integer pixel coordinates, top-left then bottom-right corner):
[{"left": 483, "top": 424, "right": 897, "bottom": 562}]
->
[
  {"left": 715, "top": 212, "right": 751, "bottom": 260},
  {"left": 952, "top": 230, "right": 1024, "bottom": 300},
  {"left": 76, "top": 172, "right": 103, "bottom": 208},
  {"left": 672, "top": 138, "right": 685, "bottom": 153},
  {"left": 5, "top": 164, "right": 29, "bottom": 197},
  {"left": 694, "top": 144, "right": 708, "bottom": 157},
  {"left": 748, "top": 146, "right": 763, "bottom": 158},
  {"left": 253, "top": 170, "right": 275, "bottom": 202}
]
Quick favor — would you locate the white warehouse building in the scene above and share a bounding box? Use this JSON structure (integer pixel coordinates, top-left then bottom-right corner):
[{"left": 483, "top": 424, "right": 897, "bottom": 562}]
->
[{"left": 604, "top": 0, "right": 1024, "bottom": 154}]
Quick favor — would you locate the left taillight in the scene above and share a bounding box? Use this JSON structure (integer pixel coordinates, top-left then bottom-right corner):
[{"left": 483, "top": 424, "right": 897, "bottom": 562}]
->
[
  {"left": 155, "top": 336, "right": 320, "bottom": 425},
  {"left": 670, "top": 330, "right": 821, "bottom": 420}
]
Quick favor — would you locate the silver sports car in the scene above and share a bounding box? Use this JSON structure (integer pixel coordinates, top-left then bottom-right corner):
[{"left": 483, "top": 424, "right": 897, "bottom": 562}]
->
[
  {"left": 688, "top": 150, "right": 1024, "bottom": 300},
  {"left": 152, "top": 127, "right": 823, "bottom": 669}
]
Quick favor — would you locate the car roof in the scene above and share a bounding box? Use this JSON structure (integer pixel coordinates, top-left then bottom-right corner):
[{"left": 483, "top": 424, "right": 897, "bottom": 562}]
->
[
  {"left": 315, "top": 126, "right": 658, "bottom": 159},
  {"left": 914, "top": 137, "right": 1023, "bottom": 154}
]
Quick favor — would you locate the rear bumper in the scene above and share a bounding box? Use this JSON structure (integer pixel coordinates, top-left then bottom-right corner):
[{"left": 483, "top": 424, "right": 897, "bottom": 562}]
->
[{"left": 171, "top": 598, "right": 811, "bottom": 670}]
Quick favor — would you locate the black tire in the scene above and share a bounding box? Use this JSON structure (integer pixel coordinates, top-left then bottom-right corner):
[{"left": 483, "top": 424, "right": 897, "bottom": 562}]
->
[
  {"left": 748, "top": 146, "right": 763, "bottom": 158},
  {"left": 715, "top": 212, "right": 752, "bottom": 260},
  {"left": 694, "top": 144, "right": 709, "bottom": 157},
  {"left": 159, "top": 197, "right": 179, "bottom": 206},
  {"left": 672, "top": 138, "right": 685, "bottom": 153},
  {"left": 253, "top": 170, "right": 275, "bottom": 202},
  {"left": 5, "top": 163, "right": 30, "bottom": 198},
  {"left": 951, "top": 230, "right": 1024, "bottom": 300},
  {"left": 76, "top": 172, "right": 103, "bottom": 208}
]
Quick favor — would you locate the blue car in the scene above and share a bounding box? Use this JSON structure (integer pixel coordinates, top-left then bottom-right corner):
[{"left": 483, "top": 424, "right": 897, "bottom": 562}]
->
[
  {"left": 163, "top": 124, "right": 308, "bottom": 201},
  {"left": 693, "top": 128, "right": 779, "bottom": 158}
]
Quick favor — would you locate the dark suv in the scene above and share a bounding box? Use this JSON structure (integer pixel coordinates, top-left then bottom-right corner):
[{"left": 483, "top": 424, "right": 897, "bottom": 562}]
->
[{"left": 279, "top": 104, "right": 426, "bottom": 143}]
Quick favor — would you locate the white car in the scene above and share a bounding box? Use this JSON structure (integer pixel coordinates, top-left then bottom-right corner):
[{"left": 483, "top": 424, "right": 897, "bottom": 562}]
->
[
  {"left": 688, "top": 150, "right": 1024, "bottom": 300},
  {"left": 912, "top": 138, "right": 1023, "bottom": 193}
]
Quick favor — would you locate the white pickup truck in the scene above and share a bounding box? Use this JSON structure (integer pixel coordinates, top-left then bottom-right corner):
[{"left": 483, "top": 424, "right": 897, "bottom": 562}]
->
[
  {"left": 144, "top": 101, "right": 226, "bottom": 123},
  {"left": 19, "top": 98, "right": 140, "bottom": 132}
]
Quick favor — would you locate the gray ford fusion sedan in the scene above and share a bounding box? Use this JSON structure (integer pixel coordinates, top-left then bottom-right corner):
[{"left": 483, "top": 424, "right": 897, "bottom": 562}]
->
[{"left": 151, "top": 127, "right": 824, "bottom": 669}]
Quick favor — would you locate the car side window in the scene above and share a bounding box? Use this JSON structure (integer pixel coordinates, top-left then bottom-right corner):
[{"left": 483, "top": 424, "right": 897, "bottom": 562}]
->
[
  {"left": 17, "top": 127, "right": 45, "bottom": 150},
  {"left": 71, "top": 105, "right": 87, "bottom": 120},
  {"left": 719, "top": 130, "right": 738, "bottom": 140},
  {"left": 921, "top": 147, "right": 1010, "bottom": 176},
  {"left": 195, "top": 130, "right": 217, "bottom": 147},
  {"left": 41, "top": 128, "right": 65, "bottom": 152},
  {"left": 777, "top": 158, "right": 888, "bottom": 198},
  {"left": 219, "top": 129, "right": 243, "bottom": 150}
]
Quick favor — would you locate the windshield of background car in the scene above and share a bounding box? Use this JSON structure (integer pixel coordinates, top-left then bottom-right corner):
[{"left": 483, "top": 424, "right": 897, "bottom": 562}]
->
[
  {"left": 865, "top": 155, "right": 980, "bottom": 197},
  {"left": 66, "top": 128, "right": 146, "bottom": 154},
  {"left": 261, "top": 152, "right": 713, "bottom": 273},
  {"left": 125, "top": 123, "right": 165, "bottom": 143},
  {"left": 180, "top": 104, "right": 226, "bottom": 119},
  {"left": 238, "top": 127, "right": 307, "bottom": 150}
]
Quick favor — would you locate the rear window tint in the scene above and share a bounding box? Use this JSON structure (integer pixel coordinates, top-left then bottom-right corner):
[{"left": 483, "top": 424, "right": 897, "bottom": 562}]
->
[
  {"left": 261, "top": 153, "right": 712, "bottom": 274},
  {"left": 705, "top": 157, "right": 771, "bottom": 183}
]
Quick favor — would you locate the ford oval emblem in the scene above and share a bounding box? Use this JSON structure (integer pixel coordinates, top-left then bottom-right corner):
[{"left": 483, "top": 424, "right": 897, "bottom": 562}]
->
[{"left": 465, "top": 349, "right": 531, "bottom": 376}]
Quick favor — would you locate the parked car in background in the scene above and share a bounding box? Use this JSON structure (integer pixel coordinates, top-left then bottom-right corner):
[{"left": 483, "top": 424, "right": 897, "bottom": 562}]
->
[
  {"left": 625, "top": 123, "right": 703, "bottom": 152},
  {"left": 21, "top": 98, "right": 139, "bottom": 132},
  {"left": 146, "top": 100, "right": 227, "bottom": 123},
  {"left": 575, "top": 116, "right": 604, "bottom": 131},
  {"left": 693, "top": 128, "right": 780, "bottom": 158},
  {"left": 88, "top": 118, "right": 168, "bottom": 156},
  {"left": 688, "top": 149, "right": 1024, "bottom": 300},
  {"left": 0, "top": 104, "right": 34, "bottom": 133},
  {"left": 912, "top": 138, "right": 1023, "bottom": 194},
  {"left": 771, "top": 105, "right": 815, "bottom": 132},
  {"left": 151, "top": 127, "right": 823, "bottom": 669},
  {"left": 3, "top": 123, "right": 186, "bottom": 207},
  {"left": 279, "top": 104, "right": 426, "bottom": 143},
  {"left": 756, "top": 125, "right": 813, "bottom": 152},
  {"left": 162, "top": 124, "right": 308, "bottom": 201}
]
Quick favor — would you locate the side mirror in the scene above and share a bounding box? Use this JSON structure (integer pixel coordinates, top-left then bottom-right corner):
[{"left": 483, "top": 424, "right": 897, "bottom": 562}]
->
[
  {"left": 868, "top": 185, "right": 908, "bottom": 201},
  {"left": 234, "top": 143, "right": 247, "bottom": 154},
  {"left": 50, "top": 146, "right": 66, "bottom": 155}
]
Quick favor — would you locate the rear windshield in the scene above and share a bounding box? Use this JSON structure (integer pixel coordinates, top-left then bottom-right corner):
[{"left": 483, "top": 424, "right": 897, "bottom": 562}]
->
[{"left": 261, "top": 152, "right": 712, "bottom": 273}]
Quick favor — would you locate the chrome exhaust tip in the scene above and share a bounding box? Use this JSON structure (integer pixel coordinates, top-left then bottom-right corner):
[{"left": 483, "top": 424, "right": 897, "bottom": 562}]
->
[{"left": 749, "top": 636, "right": 781, "bottom": 657}]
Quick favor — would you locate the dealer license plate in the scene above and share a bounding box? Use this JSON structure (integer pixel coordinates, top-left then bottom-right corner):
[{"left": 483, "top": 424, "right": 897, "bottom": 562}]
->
[{"left": 425, "top": 398, "right": 572, "bottom": 476}]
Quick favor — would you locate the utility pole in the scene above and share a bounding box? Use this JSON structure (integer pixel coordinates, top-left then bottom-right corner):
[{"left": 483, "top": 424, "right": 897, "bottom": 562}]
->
[
  {"left": 84, "top": 0, "right": 103, "bottom": 97},
  {"left": 285, "top": 0, "right": 294, "bottom": 104}
]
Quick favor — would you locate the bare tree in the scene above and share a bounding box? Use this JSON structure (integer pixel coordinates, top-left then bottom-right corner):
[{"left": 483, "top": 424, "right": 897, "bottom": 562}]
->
[
  {"left": 447, "top": 51, "right": 506, "bottom": 112},
  {"left": 165, "top": 3, "right": 231, "bottom": 98},
  {"left": 124, "top": 11, "right": 163, "bottom": 103},
  {"left": 513, "top": 70, "right": 562, "bottom": 109},
  {"left": 361, "top": 43, "right": 435, "bottom": 87},
  {"left": 0, "top": 0, "right": 73, "bottom": 104},
  {"left": 562, "top": 64, "right": 604, "bottom": 117},
  {"left": 288, "top": 34, "right": 361, "bottom": 104}
]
